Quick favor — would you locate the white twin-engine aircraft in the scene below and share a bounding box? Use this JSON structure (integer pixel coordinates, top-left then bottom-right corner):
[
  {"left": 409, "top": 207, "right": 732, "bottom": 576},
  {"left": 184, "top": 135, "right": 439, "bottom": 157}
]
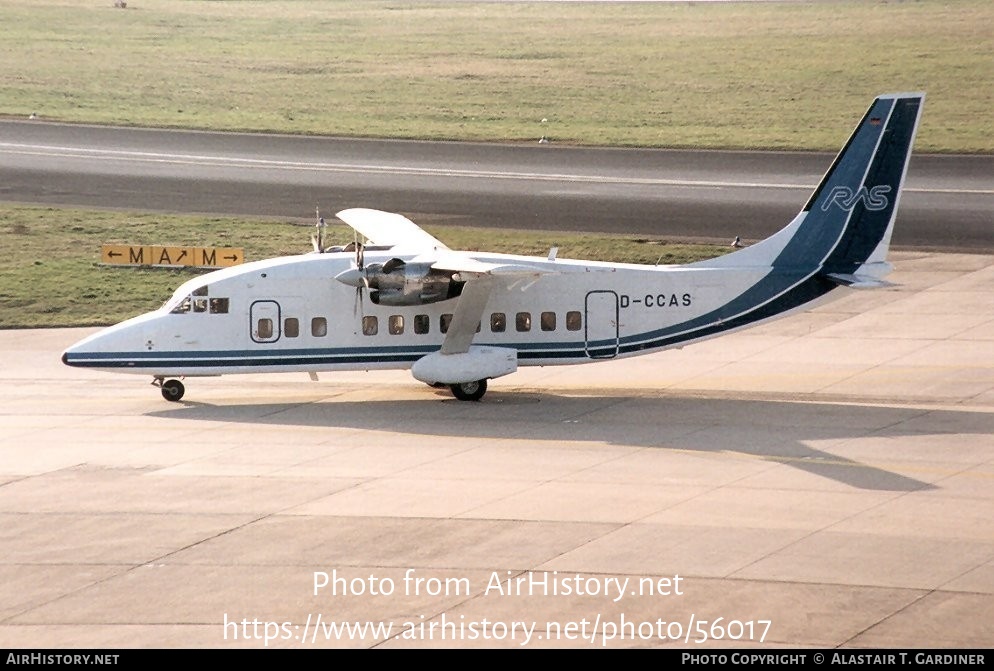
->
[{"left": 64, "top": 93, "right": 924, "bottom": 402}]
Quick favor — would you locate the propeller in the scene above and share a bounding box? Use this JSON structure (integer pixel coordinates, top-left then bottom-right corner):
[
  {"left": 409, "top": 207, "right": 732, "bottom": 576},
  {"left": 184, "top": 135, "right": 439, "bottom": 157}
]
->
[
  {"left": 352, "top": 239, "right": 367, "bottom": 316},
  {"left": 311, "top": 206, "right": 327, "bottom": 253},
  {"left": 334, "top": 229, "right": 369, "bottom": 317}
]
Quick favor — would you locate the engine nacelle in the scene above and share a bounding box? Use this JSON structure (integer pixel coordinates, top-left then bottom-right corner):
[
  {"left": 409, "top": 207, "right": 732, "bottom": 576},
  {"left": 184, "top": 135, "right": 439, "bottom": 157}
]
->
[
  {"left": 411, "top": 346, "right": 517, "bottom": 385},
  {"left": 337, "top": 258, "right": 464, "bottom": 306}
]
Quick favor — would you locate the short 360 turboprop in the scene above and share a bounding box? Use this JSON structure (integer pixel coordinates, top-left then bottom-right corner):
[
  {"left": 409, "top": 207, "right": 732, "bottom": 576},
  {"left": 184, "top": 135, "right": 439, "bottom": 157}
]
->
[{"left": 63, "top": 93, "right": 924, "bottom": 402}]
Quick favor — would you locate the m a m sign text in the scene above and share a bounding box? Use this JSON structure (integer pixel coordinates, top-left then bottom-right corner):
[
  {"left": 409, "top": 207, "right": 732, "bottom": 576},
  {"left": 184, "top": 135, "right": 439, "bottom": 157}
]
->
[{"left": 100, "top": 244, "right": 243, "bottom": 268}]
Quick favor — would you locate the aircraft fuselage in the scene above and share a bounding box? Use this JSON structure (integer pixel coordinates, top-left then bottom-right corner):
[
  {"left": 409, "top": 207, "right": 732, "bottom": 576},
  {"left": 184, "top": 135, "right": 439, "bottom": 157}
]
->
[{"left": 62, "top": 247, "right": 803, "bottom": 377}]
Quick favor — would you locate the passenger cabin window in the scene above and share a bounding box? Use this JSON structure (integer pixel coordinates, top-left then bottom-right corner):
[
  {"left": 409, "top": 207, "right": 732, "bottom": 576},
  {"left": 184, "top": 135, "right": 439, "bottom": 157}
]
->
[
  {"left": 567, "top": 311, "right": 582, "bottom": 331},
  {"left": 363, "top": 316, "right": 378, "bottom": 336},
  {"left": 311, "top": 317, "right": 328, "bottom": 337},
  {"left": 285, "top": 318, "right": 300, "bottom": 338},
  {"left": 440, "top": 314, "right": 453, "bottom": 334},
  {"left": 491, "top": 313, "right": 506, "bottom": 333},
  {"left": 414, "top": 314, "right": 430, "bottom": 334},
  {"left": 541, "top": 312, "right": 556, "bottom": 331},
  {"left": 389, "top": 315, "right": 404, "bottom": 335},
  {"left": 516, "top": 312, "right": 531, "bottom": 332},
  {"left": 257, "top": 318, "right": 273, "bottom": 340}
]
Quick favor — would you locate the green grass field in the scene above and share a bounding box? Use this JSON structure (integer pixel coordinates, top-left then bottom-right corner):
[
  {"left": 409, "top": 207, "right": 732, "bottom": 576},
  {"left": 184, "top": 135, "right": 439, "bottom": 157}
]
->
[
  {"left": 0, "top": 205, "right": 729, "bottom": 328},
  {"left": 1, "top": 0, "right": 991, "bottom": 152}
]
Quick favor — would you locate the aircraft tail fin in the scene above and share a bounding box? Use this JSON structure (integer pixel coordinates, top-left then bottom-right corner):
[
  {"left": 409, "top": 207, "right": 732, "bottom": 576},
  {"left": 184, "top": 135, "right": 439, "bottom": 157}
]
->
[{"left": 691, "top": 93, "right": 925, "bottom": 276}]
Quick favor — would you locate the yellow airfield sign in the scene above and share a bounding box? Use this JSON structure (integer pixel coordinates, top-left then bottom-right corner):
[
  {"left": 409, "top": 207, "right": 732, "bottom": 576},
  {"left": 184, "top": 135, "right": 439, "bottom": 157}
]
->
[{"left": 101, "top": 245, "right": 244, "bottom": 268}]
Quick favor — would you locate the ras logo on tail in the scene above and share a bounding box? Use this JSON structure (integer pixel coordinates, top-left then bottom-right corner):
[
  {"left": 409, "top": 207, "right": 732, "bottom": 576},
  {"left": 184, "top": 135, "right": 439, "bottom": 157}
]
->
[
  {"left": 821, "top": 185, "right": 893, "bottom": 212},
  {"left": 63, "top": 93, "right": 925, "bottom": 403}
]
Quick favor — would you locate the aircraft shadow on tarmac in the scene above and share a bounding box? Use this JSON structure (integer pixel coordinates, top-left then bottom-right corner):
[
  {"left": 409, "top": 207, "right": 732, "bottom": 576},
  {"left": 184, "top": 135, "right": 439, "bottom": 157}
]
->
[{"left": 146, "top": 390, "right": 994, "bottom": 493}]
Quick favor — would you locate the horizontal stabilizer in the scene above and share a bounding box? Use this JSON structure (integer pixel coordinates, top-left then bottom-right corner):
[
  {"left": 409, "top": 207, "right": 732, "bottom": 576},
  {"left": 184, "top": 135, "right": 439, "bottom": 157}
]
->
[
  {"left": 824, "top": 273, "right": 895, "bottom": 289},
  {"left": 825, "top": 260, "right": 893, "bottom": 288}
]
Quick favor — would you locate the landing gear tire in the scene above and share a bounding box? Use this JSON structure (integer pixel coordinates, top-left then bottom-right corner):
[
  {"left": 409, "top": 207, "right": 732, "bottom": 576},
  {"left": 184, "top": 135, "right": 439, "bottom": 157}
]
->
[
  {"left": 161, "top": 379, "right": 185, "bottom": 402},
  {"left": 450, "top": 379, "right": 487, "bottom": 402}
]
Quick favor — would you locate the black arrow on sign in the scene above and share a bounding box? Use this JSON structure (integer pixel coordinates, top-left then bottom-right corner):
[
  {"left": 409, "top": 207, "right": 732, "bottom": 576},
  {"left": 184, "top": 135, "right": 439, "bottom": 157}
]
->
[
  {"left": 224, "top": 254, "right": 239, "bottom": 262},
  {"left": 107, "top": 251, "right": 122, "bottom": 258},
  {"left": 177, "top": 250, "right": 188, "bottom": 261}
]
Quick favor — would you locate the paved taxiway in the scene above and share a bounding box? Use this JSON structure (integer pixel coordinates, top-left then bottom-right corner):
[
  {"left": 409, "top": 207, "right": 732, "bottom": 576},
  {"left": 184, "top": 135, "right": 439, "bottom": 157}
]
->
[{"left": 1, "top": 251, "right": 992, "bottom": 648}]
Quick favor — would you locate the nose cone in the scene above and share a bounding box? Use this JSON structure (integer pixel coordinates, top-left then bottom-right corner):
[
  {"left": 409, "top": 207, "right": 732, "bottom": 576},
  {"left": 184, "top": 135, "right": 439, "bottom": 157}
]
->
[
  {"left": 61, "top": 329, "right": 107, "bottom": 369},
  {"left": 62, "top": 332, "right": 96, "bottom": 369},
  {"left": 335, "top": 267, "right": 366, "bottom": 288},
  {"left": 60, "top": 313, "right": 156, "bottom": 371}
]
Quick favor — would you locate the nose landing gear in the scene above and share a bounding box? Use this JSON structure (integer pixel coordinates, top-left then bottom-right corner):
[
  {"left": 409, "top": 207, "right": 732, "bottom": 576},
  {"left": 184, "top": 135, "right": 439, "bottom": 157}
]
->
[{"left": 152, "top": 377, "right": 185, "bottom": 402}]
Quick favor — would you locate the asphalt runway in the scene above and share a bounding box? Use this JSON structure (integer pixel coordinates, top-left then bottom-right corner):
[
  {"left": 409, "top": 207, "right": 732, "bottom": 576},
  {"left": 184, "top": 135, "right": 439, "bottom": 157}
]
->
[
  {"left": 1, "top": 120, "right": 993, "bottom": 251},
  {"left": 1, "top": 251, "right": 992, "bottom": 649}
]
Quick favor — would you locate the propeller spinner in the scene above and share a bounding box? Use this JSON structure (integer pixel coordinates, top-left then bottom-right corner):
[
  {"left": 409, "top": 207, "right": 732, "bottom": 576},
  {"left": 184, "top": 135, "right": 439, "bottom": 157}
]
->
[{"left": 334, "top": 240, "right": 368, "bottom": 316}]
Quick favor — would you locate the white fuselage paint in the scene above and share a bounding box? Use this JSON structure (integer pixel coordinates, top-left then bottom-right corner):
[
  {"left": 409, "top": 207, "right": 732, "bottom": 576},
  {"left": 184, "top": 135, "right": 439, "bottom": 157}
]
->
[{"left": 63, "top": 247, "right": 800, "bottom": 378}]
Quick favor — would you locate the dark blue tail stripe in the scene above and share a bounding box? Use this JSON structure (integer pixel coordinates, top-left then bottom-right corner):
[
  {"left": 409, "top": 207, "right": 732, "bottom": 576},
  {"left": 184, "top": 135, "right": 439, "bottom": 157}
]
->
[
  {"left": 777, "top": 97, "right": 894, "bottom": 269},
  {"left": 824, "top": 96, "right": 922, "bottom": 273}
]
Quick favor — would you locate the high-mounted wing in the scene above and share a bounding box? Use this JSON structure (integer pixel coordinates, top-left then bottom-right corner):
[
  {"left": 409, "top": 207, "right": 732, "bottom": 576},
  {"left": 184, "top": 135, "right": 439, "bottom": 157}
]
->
[
  {"left": 336, "top": 208, "right": 449, "bottom": 252},
  {"left": 427, "top": 252, "right": 553, "bottom": 279},
  {"left": 339, "top": 207, "right": 557, "bottom": 357},
  {"left": 333, "top": 209, "right": 556, "bottom": 315}
]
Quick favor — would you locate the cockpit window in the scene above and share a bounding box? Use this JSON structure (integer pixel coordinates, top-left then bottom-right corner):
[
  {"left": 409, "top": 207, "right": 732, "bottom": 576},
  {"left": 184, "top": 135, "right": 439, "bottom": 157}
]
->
[
  {"left": 168, "top": 286, "right": 229, "bottom": 315},
  {"left": 170, "top": 297, "right": 191, "bottom": 314}
]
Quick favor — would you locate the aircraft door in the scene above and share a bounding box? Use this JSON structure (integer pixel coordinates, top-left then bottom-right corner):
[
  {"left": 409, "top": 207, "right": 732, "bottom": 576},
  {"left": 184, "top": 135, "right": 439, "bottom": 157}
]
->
[
  {"left": 250, "top": 300, "right": 281, "bottom": 343},
  {"left": 584, "top": 290, "right": 619, "bottom": 359}
]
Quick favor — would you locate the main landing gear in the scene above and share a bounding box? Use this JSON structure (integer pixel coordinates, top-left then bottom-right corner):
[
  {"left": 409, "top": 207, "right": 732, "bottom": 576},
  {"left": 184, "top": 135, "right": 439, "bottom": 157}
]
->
[
  {"left": 449, "top": 379, "right": 487, "bottom": 402},
  {"left": 153, "top": 377, "right": 185, "bottom": 402}
]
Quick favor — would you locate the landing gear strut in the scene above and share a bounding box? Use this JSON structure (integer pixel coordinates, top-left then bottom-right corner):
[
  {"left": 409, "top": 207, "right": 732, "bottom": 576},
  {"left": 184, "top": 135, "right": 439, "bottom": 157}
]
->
[
  {"left": 153, "top": 377, "right": 185, "bottom": 402},
  {"left": 450, "top": 379, "right": 487, "bottom": 402}
]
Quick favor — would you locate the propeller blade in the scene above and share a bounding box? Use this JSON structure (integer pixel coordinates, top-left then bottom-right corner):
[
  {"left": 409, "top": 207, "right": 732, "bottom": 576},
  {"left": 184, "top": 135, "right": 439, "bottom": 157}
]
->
[
  {"left": 313, "top": 207, "right": 326, "bottom": 253},
  {"left": 354, "top": 286, "right": 366, "bottom": 319},
  {"left": 342, "top": 228, "right": 366, "bottom": 319}
]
